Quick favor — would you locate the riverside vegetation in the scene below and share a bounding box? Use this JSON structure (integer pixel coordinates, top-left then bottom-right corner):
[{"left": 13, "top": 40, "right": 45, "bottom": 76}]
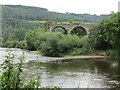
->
[
  {"left": 0, "top": 49, "right": 41, "bottom": 89},
  {"left": 0, "top": 5, "right": 120, "bottom": 89},
  {"left": 2, "top": 13, "right": 120, "bottom": 59},
  {"left": 2, "top": 5, "right": 119, "bottom": 59}
]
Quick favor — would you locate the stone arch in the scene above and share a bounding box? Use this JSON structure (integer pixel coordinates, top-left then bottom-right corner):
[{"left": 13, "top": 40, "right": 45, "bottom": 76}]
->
[
  {"left": 70, "top": 26, "right": 87, "bottom": 36},
  {"left": 52, "top": 26, "right": 68, "bottom": 34}
]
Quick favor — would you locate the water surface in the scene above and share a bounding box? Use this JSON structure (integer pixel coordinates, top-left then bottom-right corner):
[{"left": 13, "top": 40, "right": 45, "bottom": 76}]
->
[
  {"left": 0, "top": 47, "right": 120, "bottom": 88},
  {"left": 25, "top": 59, "right": 120, "bottom": 88}
]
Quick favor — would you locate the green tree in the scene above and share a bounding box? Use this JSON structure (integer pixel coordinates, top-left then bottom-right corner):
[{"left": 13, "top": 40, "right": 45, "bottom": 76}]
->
[
  {"left": 89, "top": 13, "right": 120, "bottom": 59},
  {"left": 89, "top": 13, "right": 119, "bottom": 50},
  {"left": 4, "top": 33, "right": 16, "bottom": 48},
  {"left": 25, "top": 30, "right": 37, "bottom": 50}
]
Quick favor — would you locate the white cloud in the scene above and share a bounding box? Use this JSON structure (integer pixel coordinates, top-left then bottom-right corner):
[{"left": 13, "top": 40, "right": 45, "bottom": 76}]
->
[{"left": 0, "top": 0, "right": 119, "bottom": 15}]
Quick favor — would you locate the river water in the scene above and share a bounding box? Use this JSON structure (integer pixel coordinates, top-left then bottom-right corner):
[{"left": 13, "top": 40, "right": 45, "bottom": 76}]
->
[{"left": 0, "top": 48, "right": 120, "bottom": 88}]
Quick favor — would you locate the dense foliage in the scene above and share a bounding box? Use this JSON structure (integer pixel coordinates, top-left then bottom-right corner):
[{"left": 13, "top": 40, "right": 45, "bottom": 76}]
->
[
  {"left": 25, "top": 30, "right": 89, "bottom": 57},
  {"left": 89, "top": 13, "right": 120, "bottom": 59},
  {"left": 1, "top": 5, "right": 110, "bottom": 49},
  {"left": 2, "top": 5, "right": 110, "bottom": 22},
  {"left": 89, "top": 13, "right": 119, "bottom": 49},
  {"left": 1, "top": 5, "right": 119, "bottom": 58},
  {"left": 2, "top": 18, "right": 45, "bottom": 47}
]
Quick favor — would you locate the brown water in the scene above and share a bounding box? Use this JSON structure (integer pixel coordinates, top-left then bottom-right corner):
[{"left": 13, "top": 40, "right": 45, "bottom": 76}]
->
[
  {"left": 25, "top": 59, "right": 120, "bottom": 88},
  {"left": 0, "top": 47, "right": 120, "bottom": 88}
]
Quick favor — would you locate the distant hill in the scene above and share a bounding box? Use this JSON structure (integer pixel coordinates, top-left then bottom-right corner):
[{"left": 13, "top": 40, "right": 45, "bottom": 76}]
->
[{"left": 2, "top": 5, "right": 110, "bottom": 22}]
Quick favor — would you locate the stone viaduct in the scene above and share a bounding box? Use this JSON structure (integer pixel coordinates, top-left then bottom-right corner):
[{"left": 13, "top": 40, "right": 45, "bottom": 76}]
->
[{"left": 47, "top": 23, "right": 92, "bottom": 35}]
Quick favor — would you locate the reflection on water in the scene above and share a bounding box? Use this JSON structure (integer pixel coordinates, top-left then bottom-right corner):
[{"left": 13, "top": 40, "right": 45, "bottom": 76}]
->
[
  {"left": 0, "top": 48, "right": 120, "bottom": 88},
  {"left": 25, "top": 60, "right": 120, "bottom": 88}
]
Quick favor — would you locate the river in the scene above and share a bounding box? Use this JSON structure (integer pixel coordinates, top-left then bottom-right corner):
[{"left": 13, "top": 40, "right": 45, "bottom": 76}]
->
[{"left": 0, "top": 47, "right": 120, "bottom": 88}]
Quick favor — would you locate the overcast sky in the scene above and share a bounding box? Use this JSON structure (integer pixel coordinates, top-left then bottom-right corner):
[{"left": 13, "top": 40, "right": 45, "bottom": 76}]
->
[{"left": 0, "top": 0, "right": 120, "bottom": 15}]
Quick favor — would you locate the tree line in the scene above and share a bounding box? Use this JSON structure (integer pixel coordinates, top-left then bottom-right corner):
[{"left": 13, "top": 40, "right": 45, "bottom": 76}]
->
[
  {"left": 1, "top": 5, "right": 119, "bottom": 58},
  {"left": 2, "top": 5, "right": 110, "bottom": 22}
]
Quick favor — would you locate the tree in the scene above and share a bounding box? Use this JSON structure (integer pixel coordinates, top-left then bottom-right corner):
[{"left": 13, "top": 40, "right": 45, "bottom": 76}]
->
[
  {"left": 89, "top": 13, "right": 119, "bottom": 50},
  {"left": 25, "top": 30, "right": 37, "bottom": 50},
  {"left": 4, "top": 33, "right": 15, "bottom": 48}
]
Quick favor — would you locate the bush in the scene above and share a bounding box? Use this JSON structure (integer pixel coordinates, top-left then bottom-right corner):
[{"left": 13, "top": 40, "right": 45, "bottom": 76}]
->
[
  {"left": 58, "top": 35, "right": 81, "bottom": 52},
  {"left": 25, "top": 29, "right": 90, "bottom": 57},
  {"left": 106, "top": 49, "right": 118, "bottom": 60},
  {"left": 89, "top": 13, "right": 119, "bottom": 50},
  {"left": 79, "top": 36, "right": 89, "bottom": 48},
  {"left": 37, "top": 33, "right": 87, "bottom": 57},
  {"left": 39, "top": 32, "right": 64, "bottom": 57},
  {"left": 63, "top": 48, "right": 92, "bottom": 56},
  {"left": 16, "top": 40, "right": 27, "bottom": 49},
  {"left": 39, "top": 34, "right": 88, "bottom": 57},
  {"left": 25, "top": 30, "right": 37, "bottom": 50}
]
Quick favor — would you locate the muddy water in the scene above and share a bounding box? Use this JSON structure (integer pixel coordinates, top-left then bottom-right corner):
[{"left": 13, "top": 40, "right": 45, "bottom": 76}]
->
[
  {"left": 24, "top": 59, "right": 119, "bottom": 88},
  {"left": 0, "top": 47, "right": 120, "bottom": 88}
]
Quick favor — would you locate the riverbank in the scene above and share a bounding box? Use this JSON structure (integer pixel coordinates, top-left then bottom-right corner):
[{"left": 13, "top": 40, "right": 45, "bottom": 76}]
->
[
  {"left": 36, "top": 55, "right": 106, "bottom": 63},
  {"left": 64, "top": 55, "right": 106, "bottom": 60},
  {"left": 30, "top": 50, "right": 107, "bottom": 62},
  {"left": 28, "top": 50, "right": 107, "bottom": 62},
  {"left": 0, "top": 47, "right": 107, "bottom": 63}
]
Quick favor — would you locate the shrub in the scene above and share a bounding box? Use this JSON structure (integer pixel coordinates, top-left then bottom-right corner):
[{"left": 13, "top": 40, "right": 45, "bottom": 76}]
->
[
  {"left": 0, "top": 49, "right": 41, "bottom": 89},
  {"left": 16, "top": 40, "right": 27, "bottom": 49},
  {"left": 0, "top": 50, "right": 24, "bottom": 89},
  {"left": 63, "top": 48, "right": 92, "bottom": 56},
  {"left": 25, "top": 29, "right": 90, "bottom": 57},
  {"left": 106, "top": 49, "right": 118, "bottom": 60},
  {"left": 79, "top": 36, "right": 89, "bottom": 48},
  {"left": 36, "top": 32, "right": 90, "bottom": 57},
  {"left": 58, "top": 35, "right": 81, "bottom": 52},
  {"left": 25, "top": 30, "right": 37, "bottom": 50},
  {"left": 39, "top": 32, "right": 64, "bottom": 57}
]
